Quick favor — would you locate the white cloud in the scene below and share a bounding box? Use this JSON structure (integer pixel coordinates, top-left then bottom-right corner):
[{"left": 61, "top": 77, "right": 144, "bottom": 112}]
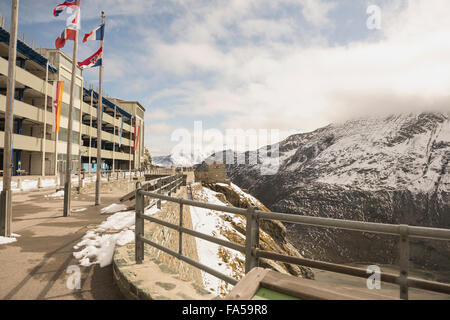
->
[
  {"left": 11, "top": 1, "right": 447, "bottom": 156},
  {"left": 145, "top": 0, "right": 450, "bottom": 136},
  {"left": 146, "top": 109, "right": 173, "bottom": 121},
  {"left": 300, "top": 0, "right": 337, "bottom": 27},
  {"left": 147, "top": 122, "right": 174, "bottom": 134}
]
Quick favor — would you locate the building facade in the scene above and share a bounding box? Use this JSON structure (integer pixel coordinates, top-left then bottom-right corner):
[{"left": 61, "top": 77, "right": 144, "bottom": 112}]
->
[{"left": 0, "top": 25, "right": 146, "bottom": 176}]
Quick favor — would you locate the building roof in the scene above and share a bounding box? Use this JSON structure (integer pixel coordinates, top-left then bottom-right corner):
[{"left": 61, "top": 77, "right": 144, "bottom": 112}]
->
[
  {"left": 109, "top": 97, "right": 146, "bottom": 112},
  {"left": 0, "top": 27, "right": 58, "bottom": 73},
  {"left": 83, "top": 87, "right": 133, "bottom": 119}
]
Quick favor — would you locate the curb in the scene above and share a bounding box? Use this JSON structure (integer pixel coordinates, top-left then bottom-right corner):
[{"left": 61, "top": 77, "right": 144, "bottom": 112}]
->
[{"left": 112, "top": 246, "right": 152, "bottom": 300}]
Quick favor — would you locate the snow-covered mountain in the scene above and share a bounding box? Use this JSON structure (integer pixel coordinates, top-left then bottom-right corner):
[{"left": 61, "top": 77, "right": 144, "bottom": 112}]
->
[
  {"left": 152, "top": 150, "right": 213, "bottom": 167},
  {"left": 223, "top": 112, "right": 450, "bottom": 270}
]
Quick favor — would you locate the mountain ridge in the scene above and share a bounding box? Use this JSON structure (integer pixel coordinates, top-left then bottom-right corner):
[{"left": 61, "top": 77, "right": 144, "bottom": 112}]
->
[{"left": 220, "top": 112, "right": 450, "bottom": 271}]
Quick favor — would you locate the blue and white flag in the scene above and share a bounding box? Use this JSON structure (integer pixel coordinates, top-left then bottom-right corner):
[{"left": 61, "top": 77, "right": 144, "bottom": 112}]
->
[{"left": 119, "top": 117, "right": 124, "bottom": 147}]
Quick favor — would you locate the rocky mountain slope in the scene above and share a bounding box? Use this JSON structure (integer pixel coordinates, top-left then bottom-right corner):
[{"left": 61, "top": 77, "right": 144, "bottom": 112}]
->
[
  {"left": 224, "top": 112, "right": 450, "bottom": 270},
  {"left": 190, "top": 182, "right": 313, "bottom": 296}
]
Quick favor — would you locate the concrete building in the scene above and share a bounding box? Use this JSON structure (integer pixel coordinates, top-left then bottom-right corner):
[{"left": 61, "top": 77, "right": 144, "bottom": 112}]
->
[{"left": 0, "top": 24, "right": 146, "bottom": 176}]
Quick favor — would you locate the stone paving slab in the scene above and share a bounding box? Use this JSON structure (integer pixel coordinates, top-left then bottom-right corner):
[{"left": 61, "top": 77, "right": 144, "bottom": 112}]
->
[{"left": 113, "top": 244, "right": 213, "bottom": 300}]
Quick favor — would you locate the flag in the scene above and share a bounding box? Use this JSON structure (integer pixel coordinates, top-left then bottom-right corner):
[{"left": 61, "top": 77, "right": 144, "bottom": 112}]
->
[
  {"left": 119, "top": 117, "right": 124, "bottom": 147},
  {"left": 52, "top": 81, "right": 64, "bottom": 132},
  {"left": 53, "top": 0, "right": 78, "bottom": 17},
  {"left": 55, "top": 28, "right": 77, "bottom": 49},
  {"left": 53, "top": 0, "right": 80, "bottom": 31},
  {"left": 83, "top": 24, "right": 105, "bottom": 42},
  {"left": 134, "top": 125, "right": 140, "bottom": 151},
  {"left": 77, "top": 47, "right": 103, "bottom": 69}
]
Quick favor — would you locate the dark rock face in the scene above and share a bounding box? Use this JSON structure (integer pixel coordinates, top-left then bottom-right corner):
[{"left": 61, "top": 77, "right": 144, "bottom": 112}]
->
[{"left": 223, "top": 112, "right": 450, "bottom": 271}]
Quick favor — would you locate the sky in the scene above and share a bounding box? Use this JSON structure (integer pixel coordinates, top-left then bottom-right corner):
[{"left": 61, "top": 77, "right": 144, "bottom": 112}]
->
[{"left": 0, "top": 0, "right": 449, "bottom": 157}]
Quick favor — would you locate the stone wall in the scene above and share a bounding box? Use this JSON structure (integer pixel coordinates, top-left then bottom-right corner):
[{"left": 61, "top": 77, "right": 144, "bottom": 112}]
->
[
  {"left": 194, "top": 163, "right": 229, "bottom": 184},
  {"left": 143, "top": 186, "right": 204, "bottom": 285}
]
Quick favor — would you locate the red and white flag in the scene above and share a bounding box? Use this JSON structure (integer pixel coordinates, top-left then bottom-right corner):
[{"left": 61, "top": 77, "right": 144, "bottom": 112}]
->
[
  {"left": 53, "top": 0, "right": 81, "bottom": 49},
  {"left": 134, "top": 126, "right": 140, "bottom": 151},
  {"left": 77, "top": 46, "right": 103, "bottom": 69},
  {"left": 53, "top": 0, "right": 80, "bottom": 29},
  {"left": 53, "top": 0, "right": 78, "bottom": 17},
  {"left": 55, "top": 28, "right": 77, "bottom": 49}
]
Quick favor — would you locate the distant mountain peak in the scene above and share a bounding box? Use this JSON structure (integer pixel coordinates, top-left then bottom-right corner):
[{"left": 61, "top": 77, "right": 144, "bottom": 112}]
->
[
  {"left": 152, "top": 150, "right": 214, "bottom": 167},
  {"left": 229, "top": 111, "right": 450, "bottom": 194}
]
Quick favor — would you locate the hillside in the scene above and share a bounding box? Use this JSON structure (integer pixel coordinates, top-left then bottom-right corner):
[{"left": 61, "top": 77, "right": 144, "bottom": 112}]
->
[
  {"left": 190, "top": 182, "right": 313, "bottom": 296},
  {"left": 224, "top": 112, "right": 450, "bottom": 270}
]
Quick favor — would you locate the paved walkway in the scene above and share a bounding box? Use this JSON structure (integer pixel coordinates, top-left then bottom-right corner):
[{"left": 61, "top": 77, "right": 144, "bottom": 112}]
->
[{"left": 0, "top": 181, "right": 140, "bottom": 300}]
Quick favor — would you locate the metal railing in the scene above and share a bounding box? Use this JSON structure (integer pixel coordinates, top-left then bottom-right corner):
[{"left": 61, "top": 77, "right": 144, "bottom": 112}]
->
[
  {"left": 120, "top": 173, "right": 183, "bottom": 203},
  {"left": 134, "top": 184, "right": 450, "bottom": 300}
]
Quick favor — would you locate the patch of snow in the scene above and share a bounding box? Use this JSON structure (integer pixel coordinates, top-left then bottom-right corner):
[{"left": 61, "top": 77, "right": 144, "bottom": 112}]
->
[
  {"left": 21, "top": 180, "right": 38, "bottom": 191},
  {"left": 41, "top": 178, "right": 56, "bottom": 188},
  {"left": 73, "top": 210, "right": 136, "bottom": 267},
  {"left": 100, "top": 203, "right": 128, "bottom": 214},
  {"left": 72, "top": 208, "right": 87, "bottom": 213},
  {"left": 190, "top": 186, "right": 246, "bottom": 296},
  {"left": 0, "top": 233, "right": 20, "bottom": 245},
  {"left": 144, "top": 204, "right": 161, "bottom": 216},
  {"left": 45, "top": 190, "right": 65, "bottom": 198},
  {"left": 0, "top": 236, "right": 17, "bottom": 245},
  {"left": 229, "top": 183, "right": 263, "bottom": 207}
]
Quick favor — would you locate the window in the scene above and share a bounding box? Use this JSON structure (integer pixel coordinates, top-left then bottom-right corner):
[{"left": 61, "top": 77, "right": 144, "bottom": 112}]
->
[
  {"left": 60, "top": 55, "right": 82, "bottom": 77},
  {"left": 61, "top": 76, "right": 81, "bottom": 99},
  {"left": 60, "top": 102, "right": 81, "bottom": 120},
  {"left": 57, "top": 127, "right": 80, "bottom": 145}
]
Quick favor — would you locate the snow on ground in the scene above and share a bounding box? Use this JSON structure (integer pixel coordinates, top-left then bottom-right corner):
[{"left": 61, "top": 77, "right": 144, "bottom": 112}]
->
[
  {"left": 0, "top": 233, "right": 20, "bottom": 245},
  {"left": 1, "top": 178, "right": 56, "bottom": 192},
  {"left": 45, "top": 190, "right": 65, "bottom": 198},
  {"left": 73, "top": 210, "right": 136, "bottom": 267},
  {"left": 41, "top": 178, "right": 57, "bottom": 188},
  {"left": 100, "top": 203, "right": 128, "bottom": 214},
  {"left": 73, "top": 205, "right": 161, "bottom": 267},
  {"left": 144, "top": 204, "right": 160, "bottom": 216},
  {"left": 190, "top": 186, "right": 246, "bottom": 296},
  {"left": 72, "top": 208, "right": 87, "bottom": 212},
  {"left": 21, "top": 180, "right": 39, "bottom": 191},
  {"left": 0, "top": 173, "right": 115, "bottom": 193}
]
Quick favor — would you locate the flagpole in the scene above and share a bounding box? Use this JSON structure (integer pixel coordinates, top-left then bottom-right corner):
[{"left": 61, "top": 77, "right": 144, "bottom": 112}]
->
[
  {"left": 42, "top": 55, "right": 48, "bottom": 178},
  {"left": 63, "top": 0, "right": 80, "bottom": 217},
  {"left": 95, "top": 11, "right": 105, "bottom": 206},
  {"left": 88, "top": 84, "right": 93, "bottom": 174},
  {"left": 1, "top": 0, "right": 19, "bottom": 237}
]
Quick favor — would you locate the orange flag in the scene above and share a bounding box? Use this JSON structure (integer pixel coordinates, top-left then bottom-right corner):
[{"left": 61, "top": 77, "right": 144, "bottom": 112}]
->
[{"left": 52, "top": 81, "right": 64, "bottom": 132}]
